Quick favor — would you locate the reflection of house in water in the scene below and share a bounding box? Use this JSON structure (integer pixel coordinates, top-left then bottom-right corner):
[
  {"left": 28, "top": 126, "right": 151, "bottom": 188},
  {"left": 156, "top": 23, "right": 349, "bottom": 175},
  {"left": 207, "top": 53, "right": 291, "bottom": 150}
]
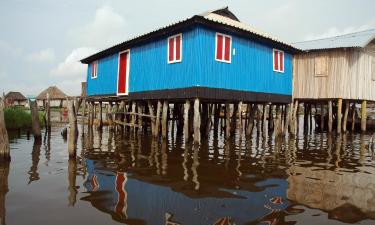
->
[
  {"left": 287, "top": 166, "right": 375, "bottom": 223},
  {"left": 81, "top": 152, "right": 292, "bottom": 225}
]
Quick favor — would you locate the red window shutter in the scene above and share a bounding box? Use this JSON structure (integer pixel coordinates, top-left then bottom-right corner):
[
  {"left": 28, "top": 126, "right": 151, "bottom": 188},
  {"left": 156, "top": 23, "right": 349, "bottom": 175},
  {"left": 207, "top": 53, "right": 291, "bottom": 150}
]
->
[
  {"left": 168, "top": 38, "right": 175, "bottom": 62},
  {"left": 224, "top": 36, "right": 231, "bottom": 61},
  {"left": 279, "top": 51, "right": 284, "bottom": 71},
  {"left": 216, "top": 34, "right": 223, "bottom": 60},
  {"left": 175, "top": 35, "right": 181, "bottom": 61},
  {"left": 91, "top": 62, "right": 96, "bottom": 77},
  {"left": 274, "top": 51, "right": 279, "bottom": 71}
]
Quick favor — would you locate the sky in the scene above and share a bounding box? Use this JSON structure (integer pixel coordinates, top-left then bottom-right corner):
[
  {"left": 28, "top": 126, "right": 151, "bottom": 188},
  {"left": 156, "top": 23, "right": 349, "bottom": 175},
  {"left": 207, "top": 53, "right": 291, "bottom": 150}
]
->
[{"left": 1, "top": 0, "right": 375, "bottom": 96}]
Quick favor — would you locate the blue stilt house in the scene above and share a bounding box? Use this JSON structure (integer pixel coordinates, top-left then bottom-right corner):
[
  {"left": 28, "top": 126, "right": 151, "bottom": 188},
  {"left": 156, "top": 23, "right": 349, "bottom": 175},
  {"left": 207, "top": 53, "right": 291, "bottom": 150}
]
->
[{"left": 81, "top": 7, "right": 298, "bottom": 103}]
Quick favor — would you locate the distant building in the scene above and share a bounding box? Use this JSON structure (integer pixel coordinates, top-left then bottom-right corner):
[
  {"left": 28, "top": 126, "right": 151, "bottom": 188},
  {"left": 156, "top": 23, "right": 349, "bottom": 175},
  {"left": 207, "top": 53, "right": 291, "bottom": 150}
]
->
[
  {"left": 4, "top": 91, "right": 27, "bottom": 107},
  {"left": 36, "top": 86, "right": 68, "bottom": 108}
]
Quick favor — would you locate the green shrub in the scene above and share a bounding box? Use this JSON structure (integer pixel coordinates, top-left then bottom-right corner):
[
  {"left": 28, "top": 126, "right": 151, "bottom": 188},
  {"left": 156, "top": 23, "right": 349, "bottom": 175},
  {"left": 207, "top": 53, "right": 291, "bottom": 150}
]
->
[{"left": 4, "top": 107, "right": 45, "bottom": 130}]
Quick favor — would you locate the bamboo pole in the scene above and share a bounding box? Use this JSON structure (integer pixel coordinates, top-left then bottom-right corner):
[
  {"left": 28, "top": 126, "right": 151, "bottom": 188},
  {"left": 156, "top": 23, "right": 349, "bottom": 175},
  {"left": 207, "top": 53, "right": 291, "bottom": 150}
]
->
[
  {"left": 193, "top": 98, "right": 201, "bottom": 144},
  {"left": 361, "top": 100, "right": 367, "bottom": 132},
  {"left": 162, "top": 101, "right": 168, "bottom": 139},
  {"left": 67, "top": 100, "right": 77, "bottom": 158},
  {"left": 328, "top": 100, "right": 333, "bottom": 133},
  {"left": 30, "top": 100, "right": 42, "bottom": 142},
  {"left": 155, "top": 101, "right": 162, "bottom": 138},
  {"left": 337, "top": 98, "right": 342, "bottom": 134},
  {"left": 0, "top": 98, "right": 10, "bottom": 161},
  {"left": 183, "top": 100, "right": 190, "bottom": 142},
  {"left": 342, "top": 101, "right": 349, "bottom": 133}
]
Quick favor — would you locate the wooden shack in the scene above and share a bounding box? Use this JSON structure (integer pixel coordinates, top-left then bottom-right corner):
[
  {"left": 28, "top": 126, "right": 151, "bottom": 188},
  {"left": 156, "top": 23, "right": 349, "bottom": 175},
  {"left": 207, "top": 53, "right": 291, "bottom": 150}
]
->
[
  {"left": 3, "top": 92, "right": 27, "bottom": 107},
  {"left": 80, "top": 7, "right": 299, "bottom": 142},
  {"left": 36, "top": 86, "right": 68, "bottom": 108},
  {"left": 293, "top": 29, "right": 375, "bottom": 132}
]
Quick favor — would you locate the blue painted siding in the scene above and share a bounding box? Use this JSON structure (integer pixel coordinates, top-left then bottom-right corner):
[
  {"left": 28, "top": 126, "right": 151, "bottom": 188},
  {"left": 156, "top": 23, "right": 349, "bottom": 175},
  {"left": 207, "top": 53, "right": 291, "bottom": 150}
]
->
[
  {"left": 86, "top": 25, "right": 292, "bottom": 96},
  {"left": 86, "top": 54, "right": 118, "bottom": 96}
]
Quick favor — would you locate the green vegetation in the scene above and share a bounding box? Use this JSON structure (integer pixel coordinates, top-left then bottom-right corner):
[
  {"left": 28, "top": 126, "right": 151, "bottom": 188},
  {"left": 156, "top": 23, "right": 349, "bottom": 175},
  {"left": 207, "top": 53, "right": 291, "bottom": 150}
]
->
[{"left": 4, "top": 107, "right": 45, "bottom": 130}]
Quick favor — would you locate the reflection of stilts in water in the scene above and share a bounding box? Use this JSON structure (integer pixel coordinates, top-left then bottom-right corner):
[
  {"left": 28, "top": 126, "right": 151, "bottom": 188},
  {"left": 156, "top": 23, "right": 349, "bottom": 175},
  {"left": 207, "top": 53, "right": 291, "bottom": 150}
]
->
[
  {"left": 68, "top": 159, "right": 77, "bottom": 206},
  {"left": 129, "top": 135, "right": 136, "bottom": 167},
  {"left": 224, "top": 140, "right": 231, "bottom": 169},
  {"left": 235, "top": 136, "right": 243, "bottom": 178},
  {"left": 182, "top": 144, "right": 189, "bottom": 181},
  {"left": 43, "top": 130, "right": 51, "bottom": 166},
  {"left": 161, "top": 140, "right": 168, "bottom": 175},
  {"left": 191, "top": 144, "right": 200, "bottom": 190},
  {"left": 154, "top": 140, "right": 161, "bottom": 175},
  {"left": 108, "top": 128, "right": 113, "bottom": 152},
  {"left": 359, "top": 134, "right": 366, "bottom": 165},
  {"left": 326, "top": 134, "right": 333, "bottom": 168},
  {"left": 28, "top": 140, "right": 42, "bottom": 184},
  {"left": 114, "top": 172, "right": 128, "bottom": 220},
  {"left": 334, "top": 135, "right": 342, "bottom": 169},
  {"left": 0, "top": 161, "right": 10, "bottom": 225},
  {"left": 148, "top": 138, "right": 156, "bottom": 167}
]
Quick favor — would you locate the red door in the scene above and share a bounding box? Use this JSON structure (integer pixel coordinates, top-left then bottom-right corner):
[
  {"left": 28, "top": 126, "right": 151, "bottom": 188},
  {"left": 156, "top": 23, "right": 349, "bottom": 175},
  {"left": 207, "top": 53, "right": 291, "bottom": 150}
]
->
[{"left": 117, "top": 51, "right": 129, "bottom": 95}]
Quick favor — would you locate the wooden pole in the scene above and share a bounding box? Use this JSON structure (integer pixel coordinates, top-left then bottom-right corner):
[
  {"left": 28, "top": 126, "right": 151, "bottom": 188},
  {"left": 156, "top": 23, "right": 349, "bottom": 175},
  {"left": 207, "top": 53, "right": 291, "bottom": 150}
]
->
[
  {"left": 137, "top": 104, "right": 143, "bottom": 133},
  {"left": 205, "top": 104, "right": 212, "bottom": 138},
  {"left": 0, "top": 160, "right": 10, "bottom": 225},
  {"left": 99, "top": 101, "right": 103, "bottom": 128},
  {"left": 328, "top": 100, "right": 333, "bottom": 133},
  {"left": 155, "top": 101, "right": 162, "bottom": 138},
  {"left": 45, "top": 93, "right": 51, "bottom": 131},
  {"left": 0, "top": 98, "right": 10, "bottom": 161},
  {"left": 30, "top": 100, "right": 42, "bottom": 142},
  {"left": 67, "top": 100, "right": 77, "bottom": 158},
  {"left": 342, "top": 101, "right": 349, "bottom": 133},
  {"left": 361, "top": 100, "right": 367, "bottom": 132},
  {"left": 351, "top": 103, "right": 356, "bottom": 132},
  {"left": 131, "top": 102, "right": 136, "bottom": 133},
  {"left": 284, "top": 104, "right": 290, "bottom": 136},
  {"left": 162, "top": 101, "right": 168, "bottom": 139},
  {"left": 238, "top": 101, "right": 243, "bottom": 137},
  {"left": 148, "top": 101, "right": 156, "bottom": 136},
  {"left": 290, "top": 100, "right": 298, "bottom": 136},
  {"left": 274, "top": 105, "right": 282, "bottom": 138},
  {"left": 193, "top": 98, "right": 201, "bottom": 144},
  {"left": 337, "top": 98, "right": 342, "bottom": 134},
  {"left": 262, "top": 104, "right": 267, "bottom": 138},
  {"left": 246, "top": 104, "right": 256, "bottom": 137},
  {"left": 213, "top": 104, "right": 220, "bottom": 137},
  {"left": 183, "top": 100, "right": 190, "bottom": 142},
  {"left": 107, "top": 102, "right": 113, "bottom": 127},
  {"left": 320, "top": 104, "right": 325, "bottom": 131},
  {"left": 225, "top": 104, "right": 232, "bottom": 139},
  {"left": 230, "top": 103, "right": 238, "bottom": 137}
]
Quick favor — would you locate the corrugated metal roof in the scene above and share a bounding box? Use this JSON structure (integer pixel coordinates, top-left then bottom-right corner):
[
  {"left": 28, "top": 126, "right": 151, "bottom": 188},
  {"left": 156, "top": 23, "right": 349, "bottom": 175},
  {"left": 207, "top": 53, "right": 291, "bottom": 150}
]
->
[
  {"left": 81, "top": 7, "right": 298, "bottom": 64},
  {"left": 293, "top": 29, "right": 375, "bottom": 51}
]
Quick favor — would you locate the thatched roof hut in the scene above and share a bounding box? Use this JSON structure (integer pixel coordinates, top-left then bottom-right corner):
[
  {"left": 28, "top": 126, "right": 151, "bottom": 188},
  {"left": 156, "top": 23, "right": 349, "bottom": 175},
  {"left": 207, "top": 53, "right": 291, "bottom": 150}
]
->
[
  {"left": 36, "top": 86, "right": 67, "bottom": 100},
  {"left": 4, "top": 92, "right": 27, "bottom": 101}
]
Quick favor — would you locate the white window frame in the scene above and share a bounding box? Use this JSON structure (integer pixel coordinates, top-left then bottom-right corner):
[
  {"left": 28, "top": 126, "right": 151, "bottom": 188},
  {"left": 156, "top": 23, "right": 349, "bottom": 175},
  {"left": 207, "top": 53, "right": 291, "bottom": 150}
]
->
[
  {"left": 116, "top": 49, "right": 131, "bottom": 96},
  {"left": 91, "top": 61, "right": 98, "bottom": 79},
  {"left": 167, "top": 33, "right": 182, "bottom": 64},
  {"left": 215, "top": 32, "right": 232, "bottom": 64},
  {"left": 273, "top": 49, "right": 285, "bottom": 73}
]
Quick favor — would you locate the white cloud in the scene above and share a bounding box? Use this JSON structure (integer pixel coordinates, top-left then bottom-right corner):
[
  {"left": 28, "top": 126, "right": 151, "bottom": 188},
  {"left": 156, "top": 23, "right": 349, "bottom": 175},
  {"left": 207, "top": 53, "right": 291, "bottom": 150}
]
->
[
  {"left": 0, "top": 40, "right": 22, "bottom": 57},
  {"left": 68, "top": 5, "right": 129, "bottom": 48},
  {"left": 27, "top": 48, "right": 55, "bottom": 63},
  {"left": 50, "top": 47, "right": 96, "bottom": 79},
  {"left": 304, "top": 23, "right": 375, "bottom": 41}
]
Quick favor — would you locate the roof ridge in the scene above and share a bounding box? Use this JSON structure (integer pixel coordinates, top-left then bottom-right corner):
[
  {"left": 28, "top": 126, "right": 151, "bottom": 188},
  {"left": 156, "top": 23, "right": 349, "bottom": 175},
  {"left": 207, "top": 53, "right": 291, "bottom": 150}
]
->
[{"left": 293, "top": 28, "right": 375, "bottom": 44}]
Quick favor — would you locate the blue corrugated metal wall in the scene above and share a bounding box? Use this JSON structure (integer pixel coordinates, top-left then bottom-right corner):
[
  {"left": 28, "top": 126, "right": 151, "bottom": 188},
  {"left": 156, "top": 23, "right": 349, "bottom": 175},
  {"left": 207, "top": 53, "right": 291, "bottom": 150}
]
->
[{"left": 86, "top": 25, "right": 292, "bottom": 96}]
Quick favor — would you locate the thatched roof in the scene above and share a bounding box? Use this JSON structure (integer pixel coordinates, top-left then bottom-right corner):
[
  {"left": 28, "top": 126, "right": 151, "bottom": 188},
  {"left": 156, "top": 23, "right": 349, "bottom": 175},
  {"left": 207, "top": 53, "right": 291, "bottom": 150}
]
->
[
  {"left": 5, "top": 91, "right": 27, "bottom": 101},
  {"left": 36, "top": 86, "right": 68, "bottom": 100}
]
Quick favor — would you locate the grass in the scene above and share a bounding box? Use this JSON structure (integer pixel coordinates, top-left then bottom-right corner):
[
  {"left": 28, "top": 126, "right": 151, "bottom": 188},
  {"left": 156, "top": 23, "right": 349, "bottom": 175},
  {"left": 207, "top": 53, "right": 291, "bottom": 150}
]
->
[{"left": 4, "top": 107, "right": 45, "bottom": 130}]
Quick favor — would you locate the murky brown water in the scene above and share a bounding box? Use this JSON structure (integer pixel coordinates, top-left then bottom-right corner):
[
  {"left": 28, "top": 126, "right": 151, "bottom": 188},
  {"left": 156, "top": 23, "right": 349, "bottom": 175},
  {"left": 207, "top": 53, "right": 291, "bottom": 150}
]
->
[{"left": 2, "top": 116, "right": 375, "bottom": 225}]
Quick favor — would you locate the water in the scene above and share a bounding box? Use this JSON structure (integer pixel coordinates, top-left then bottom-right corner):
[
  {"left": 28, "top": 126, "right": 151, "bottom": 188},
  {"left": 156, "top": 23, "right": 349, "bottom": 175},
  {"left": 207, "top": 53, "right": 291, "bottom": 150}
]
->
[{"left": 2, "top": 119, "right": 375, "bottom": 225}]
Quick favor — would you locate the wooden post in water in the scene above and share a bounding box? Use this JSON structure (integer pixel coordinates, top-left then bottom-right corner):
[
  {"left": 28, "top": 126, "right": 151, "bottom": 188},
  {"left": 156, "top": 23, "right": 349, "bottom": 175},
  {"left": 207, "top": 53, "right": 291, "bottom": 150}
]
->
[
  {"left": 137, "top": 104, "right": 143, "bottom": 133},
  {"left": 274, "top": 105, "right": 282, "bottom": 138},
  {"left": 0, "top": 160, "right": 10, "bottom": 225},
  {"left": 107, "top": 102, "right": 113, "bottom": 127},
  {"left": 67, "top": 100, "right": 77, "bottom": 158},
  {"left": 351, "top": 103, "right": 356, "bottom": 132},
  {"left": 284, "top": 104, "right": 290, "bottom": 136},
  {"left": 98, "top": 101, "right": 103, "bottom": 129},
  {"left": 193, "top": 98, "right": 201, "bottom": 144},
  {"left": 0, "top": 98, "right": 10, "bottom": 161},
  {"left": 246, "top": 104, "right": 256, "bottom": 137},
  {"left": 213, "top": 104, "right": 220, "bottom": 137},
  {"left": 262, "top": 104, "right": 267, "bottom": 138},
  {"left": 45, "top": 93, "right": 51, "bottom": 131},
  {"left": 230, "top": 103, "right": 238, "bottom": 137},
  {"left": 337, "top": 98, "right": 342, "bottom": 134},
  {"left": 30, "top": 100, "right": 42, "bottom": 142},
  {"left": 290, "top": 100, "right": 298, "bottom": 136},
  {"left": 225, "top": 104, "right": 232, "bottom": 139},
  {"left": 238, "top": 101, "right": 243, "bottom": 137},
  {"left": 162, "top": 101, "right": 168, "bottom": 139},
  {"left": 361, "top": 100, "right": 367, "bottom": 132},
  {"left": 148, "top": 101, "right": 156, "bottom": 136},
  {"left": 320, "top": 104, "right": 325, "bottom": 131},
  {"left": 183, "top": 100, "right": 190, "bottom": 142},
  {"left": 155, "top": 101, "right": 162, "bottom": 138},
  {"left": 328, "top": 100, "right": 333, "bottom": 133},
  {"left": 342, "top": 101, "right": 349, "bottom": 133}
]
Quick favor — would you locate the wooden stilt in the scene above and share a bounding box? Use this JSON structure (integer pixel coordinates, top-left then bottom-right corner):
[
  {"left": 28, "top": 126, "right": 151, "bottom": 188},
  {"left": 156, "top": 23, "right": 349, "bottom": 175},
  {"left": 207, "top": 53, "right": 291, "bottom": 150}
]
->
[
  {"left": 155, "top": 101, "right": 162, "bottom": 137},
  {"left": 268, "top": 104, "right": 274, "bottom": 131},
  {"left": 328, "top": 100, "right": 333, "bottom": 133},
  {"left": 193, "top": 98, "right": 201, "bottom": 144},
  {"left": 256, "top": 105, "right": 261, "bottom": 136},
  {"left": 274, "top": 105, "right": 282, "bottom": 138},
  {"left": 131, "top": 102, "right": 136, "bottom": 133},
  {"left": 205, "top": 104, "right": 213, "bottom": 138},
  {"left": 303, "top": 103, "right": 308, "bottom": 133},
  {"left": 284, "top": 104, "right": 290, "bottom": 136},
  {"left": 238, "top": 101, "right": 243, "bottom": 137},
  {"left": 351, "top": 103, "right": 356, "bottom": 132},
  {"left": 361, "top": 100, "right": 367, "bottom": 132},
  {"left": 342, "top": 101, "right": 349, "bottom": 133},
  {"left": 183, "top": 100, "right": 190, "bottom": 142},
  {"left": 337, "top": 98, "right": 342, "bottom": 134},
  {"left": 213, "top": 104, "right": 220, "bottom": 137},
  {"left": 67, "top": 100, "right": 77, "bottom": 158},
  {"left": 45, "top": 93, "right": 51, "bottom": 131},
  {"left": 246, "top": 104, "right": 256, "bottom": 137},
  {"left": 262, "top": 104, "right": 267, "bottom": 138},
  {"left": 201, "top": 103, "right": 208, "bottom": 139},
  {"left": 98, "top": 101, "right": 103, "bottom": 128},
  {"left": 0, "top": 98, "right": 10, "bottom": 161},
  {"left": 309, "top": 104, "right": 313, "bottom": 133},
  {"left": 148, "top": 101, "right": 156, "bottom": 136},
  {"left": 30, "top": 100, "right": 41, "bottom": 142},
  {"left": 162, "top": 101, "right": 168, "bottom": 139},
  {"left": 290, "top": 100, "right": 298, "bottom": 136},
  {"left": 225, "top": 104, "right": 232, "bottom": 139},
  {"left": 137, "top": 104, "right": 143, "bottom": 133},
  {"left": 320, "top": 104, "right": 325, "bottom": 131},
  {"left": 230, "top": 103, "right": 238, "bottom": 136}
]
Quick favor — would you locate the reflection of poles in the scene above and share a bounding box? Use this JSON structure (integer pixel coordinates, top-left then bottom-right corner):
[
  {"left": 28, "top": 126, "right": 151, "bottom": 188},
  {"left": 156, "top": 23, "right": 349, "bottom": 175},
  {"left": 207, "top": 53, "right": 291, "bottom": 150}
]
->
[
  {"left": 161, "top": 140, "right": 168, "bottom": 175},
  {"left": 68, "top": 159, "right": 77, "bottom": 207},
  {"left": 182, "top": 144, "right": 189, "bottom": 181},
  {"left": 44, "top": 129, "right": 51, "bottom": 165},
  {"left": 0, "top": 161, "right": 10, "bottom": 225},
  {"left": 0, "top": 98, "right": 10, "bottom": 161},
  {"left": 236, "top": 136, "right": 243, "bottom": 178},
  {"left": 191, "top": 144, "right": 200, "bottom": 190},
  {"left": 28, "top": 140, "right": 42, "bottom": 184}
]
